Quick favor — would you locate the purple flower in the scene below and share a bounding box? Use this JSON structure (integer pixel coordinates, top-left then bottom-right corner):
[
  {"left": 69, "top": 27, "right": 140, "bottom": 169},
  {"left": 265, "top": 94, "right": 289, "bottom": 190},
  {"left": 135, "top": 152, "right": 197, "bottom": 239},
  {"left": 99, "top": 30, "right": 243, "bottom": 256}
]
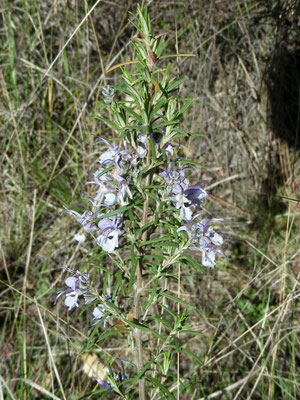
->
[
  {"left": 183, "top": 184, "right": 208, "bottom": 206},
  {"left": 160, "top": 160, "right": 190, "bottom": 192},
  {"left": 92, "top": 305, "right": 106, "bottom": 325},
  {"left": 54, "top": 276, "right": 80, "bottom": 310},
  {"left": 96, "top": 214, "right": 123, "bottom": 253},
  {"left": 91, "top": 296, "right": 112, "bottom": 327},
  {"left": 178, "top": 216, "right": 225, "bottom": 267},
  {"left": 94, "top": 369, "right": 111, "bottom": 389},
  {"left": 83, "top": 180, "right": 117, "bottom": 207},
  {"left": 162, "top": 142, "right": 175, "bottom": 158},
  {"left": 160, "top": 160, "right": 207, "bottom": 220},
  {"left": 93, "top": 360, "right": 128, "bottom": 393},
  {"left": 54, "top": 268, "right": 96, "bottom": 310},
  {"left": 169, "top": 184, "right": 193, "bottom": 220},
  {"left": 136, "top": 134, "right": 148, "bottom": 158},
  {"left": 96, "top": 137, "right": 132, "bottom": 176},
  {"left": 62, "top": 209, "right": 98, "bottom": 233},
  {"left": 97, "top": 138, "right": 122, "bottom": 164},
  {"left": 150, "top": 126, "right": 176, "bottom": 158},
  {"left": 54, "top": 268, "right": 99, "bottom": 312},
  {"left": 116, "top": 178, "right": 133, "bottom": 206},
  {"left": 81, "top": 166, "right": 116, "bottom": 206},
  {"left": 102, "top": 85, "right": 114, "bottom": 104}
]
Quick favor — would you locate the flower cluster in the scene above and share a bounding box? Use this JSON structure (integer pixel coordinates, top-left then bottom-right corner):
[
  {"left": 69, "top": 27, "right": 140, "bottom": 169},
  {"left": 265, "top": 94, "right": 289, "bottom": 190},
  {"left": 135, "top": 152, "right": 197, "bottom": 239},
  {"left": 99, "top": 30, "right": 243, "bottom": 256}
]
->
[
  {"left": 63, "top": 134, "right": 135, "bottom": 252},
  {"left": 63, "top": 86, "right": 180, "bottom": 253},
  {"left": 54, "top": 268, "right": 112, "bottom": 326},
  {"left": 63, "top": 85, "right": 225, "bottom": 266},
  {"left": 62, "top": 208, "right": 124, "bottom": 253},
  {"left": 159, "top": 159, "right": 225, "bottom": 267},
  {"left": 160, "top": 159, "right": 208, "bottom": 221},
  {"left": 178, "top": 216, "right": 226, "bottom": 267},
  {"left": 64, "top": 86, "right": 164, "bottom": 252}
]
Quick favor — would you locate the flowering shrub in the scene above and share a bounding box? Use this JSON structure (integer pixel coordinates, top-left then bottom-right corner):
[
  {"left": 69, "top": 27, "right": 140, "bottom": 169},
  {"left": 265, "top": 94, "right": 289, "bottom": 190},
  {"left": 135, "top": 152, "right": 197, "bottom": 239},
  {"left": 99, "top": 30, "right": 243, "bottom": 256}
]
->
[{"left": 54, "top": 5, "right": 225, "bottom": 399}]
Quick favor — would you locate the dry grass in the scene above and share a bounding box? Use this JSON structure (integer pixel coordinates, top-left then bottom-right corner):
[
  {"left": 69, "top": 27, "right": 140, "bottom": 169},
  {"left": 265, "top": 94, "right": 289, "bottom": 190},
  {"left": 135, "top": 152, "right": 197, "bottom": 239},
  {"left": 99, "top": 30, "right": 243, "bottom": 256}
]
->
[{"left": 0, "top": 0, "right": 299, "bottom": 399}]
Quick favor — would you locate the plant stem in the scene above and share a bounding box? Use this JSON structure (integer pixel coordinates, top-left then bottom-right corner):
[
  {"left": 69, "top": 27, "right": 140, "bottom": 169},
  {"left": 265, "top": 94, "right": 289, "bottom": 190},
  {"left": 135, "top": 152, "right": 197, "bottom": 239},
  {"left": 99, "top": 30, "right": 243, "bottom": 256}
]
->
[{"left": 134, "top": 147, "right": 151, "bottom": 400}]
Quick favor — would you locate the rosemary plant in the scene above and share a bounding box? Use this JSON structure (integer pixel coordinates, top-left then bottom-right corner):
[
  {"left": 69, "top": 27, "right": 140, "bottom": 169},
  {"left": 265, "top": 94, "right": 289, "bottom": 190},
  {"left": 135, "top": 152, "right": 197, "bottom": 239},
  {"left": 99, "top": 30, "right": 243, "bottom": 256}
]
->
[{"left": 54, "top": 5, "right": 225, "bottom": 399}]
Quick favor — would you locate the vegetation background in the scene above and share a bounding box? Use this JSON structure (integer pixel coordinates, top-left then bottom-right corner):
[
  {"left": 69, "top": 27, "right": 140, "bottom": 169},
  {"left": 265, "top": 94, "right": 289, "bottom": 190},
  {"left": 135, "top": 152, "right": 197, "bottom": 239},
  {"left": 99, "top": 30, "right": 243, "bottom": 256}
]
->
[{"left": 0, "top": 0, "right": 299, "bottom": 399}]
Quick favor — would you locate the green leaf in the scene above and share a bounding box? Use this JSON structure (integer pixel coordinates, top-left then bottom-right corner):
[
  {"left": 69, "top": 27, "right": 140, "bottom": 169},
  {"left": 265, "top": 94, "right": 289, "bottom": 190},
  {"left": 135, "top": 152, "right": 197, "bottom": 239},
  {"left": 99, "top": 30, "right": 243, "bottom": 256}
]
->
[
  {"left": 97, "top": 199, "right": 143, "bottom": 221},
  {"left": 122, "top": 104, "right": 143, "bottom": 123},
  {"left": 128, "top": 19, "right": 144, "bottom": 37},
  {"left": 149, "top": 138, "right": 157, "bottom": 162},
  {"left": 181, "top": 329, "right": 204, "bottom": 336},
  {"left": 136, "top": 221, "right": 156, "bottom": 236},
  {"left": 166, "top": 77, "right": 188, "bottom": 93},
  {"left": 149, "top": 98, "right": 166, "bottom": 120},
  {"left": 93, "top": 165, "right": 114, "bottom": 179},
  {"left": 155, "top": 119, "right": 179, "bottom": 129},
  {"left": 113, "top": 270, "right": 125, "bottom": 297},
  {"left": 146, "top": 377, "right": 176, "bottom": 400},
  {"left": 175, "top": 99, "right": 194, "bottom": 117},
  {"left": 161, "top": 64, "right": 171, "bottom": 86},
  {"left": 114, "top": 85, "right": 138, "bottom": 102},
  {"left": 96, "top": 115, "right": 119, "bottom": 130},
  {"left": 143, "top": 254, "right": 165, "bottom": 260},
  {"left": 160, "top": 53, "right": 194, "bottom": 60},
  {"left": 63, "top": 48, "right": 70, "bottom": 76},
  {"left": 189, "top": 131, "right": 206, "bottom": 137},
  {"left": 170, "top": 133, "right": 189, "bottom": 139},
  {"left": 142, "top": 184, "right": 164, "bottom": 189},
  {"left": 128, "top": 209, "right": 136, "bottom": 232},
  {"left": 180, "top": 253, "right": 203, "bottom": 270},
  {"left": 145, "top": 278, "right": 159, "bottom": 309},
  {"left": 178, "top": 159, "right": 203, "bottom": 167},
  {"left": 160, "top": 291, "right": 195, "bottom": 309},
  {"left": 181, "top": 348, "right": 203, "bottom": 365},
  {"left": 151, "top": 315, "right": 173, "bottom": 330},
  {"left": 159, "top": 304, "right": 176, "bottom": 318},
  {"left": 140, "top": 234, "right": 174, "bottom": 247},
  {"left": 96, "top": 328, "right": 129, "bottom": 343},
  {"left": 125, "top": 320, "right": 163, "bottom": 339},
  {"left": 126, "top": 358, "right": 156, "bottom": 393},
  {"left": 138, "top": 160, "right": 165, "bottom": 180}
]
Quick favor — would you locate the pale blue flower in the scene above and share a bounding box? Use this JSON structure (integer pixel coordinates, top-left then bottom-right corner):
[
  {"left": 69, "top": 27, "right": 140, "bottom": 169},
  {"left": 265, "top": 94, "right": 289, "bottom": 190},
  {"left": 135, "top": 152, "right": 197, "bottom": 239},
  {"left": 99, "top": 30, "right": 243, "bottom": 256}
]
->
[
  {"left": 91, "top": 295, "right": 112, "bottom": 327},
  {"left": 62, "top": 209, "right": 98, "bottom": 233},
  {"left": 160, "top": 159, "right": 190, "bottom": 192},
  {"left": 81, "top": 159, "right": 132, "bottom": 207},
  {"left": 83, "top": 179, "right": 117, "bottom": 207},
  {"left": 96, "top": 137, "right": 132, "bottom": 176},
  {"left": 160, "top": 160, "right": 208, "bottom": 220},
  {"left": 116, "top": 178, "right": 133, "bottom": 206},
  {"left": 54, "top": 276, "right": 80, "bottom": 310},
  {"left": 102, "top": 85, "right": 115, "bottom": 104},
  {"left": 178, "top": 216, "right": 225, "bottom": 267},
  {"left": 93, "top": 360, "right": 128, "bottom": 393},
  {"left": 184, "top": 184, "right": 208, "bottom": 206},
  {"left": 54, "top": 268, "right": 97, "bottom": 309},
  {"left": 96, "top": 214, "right": 123, "bottom": 253},
  {"left": 162, "top": 142, "right": 175, "bottom": 158},
  {"left": 74, "top": 232, "right": 86, "bottom": 243},
  {"left": 137, "top": 134, "right": 148, "bottom": 158}
]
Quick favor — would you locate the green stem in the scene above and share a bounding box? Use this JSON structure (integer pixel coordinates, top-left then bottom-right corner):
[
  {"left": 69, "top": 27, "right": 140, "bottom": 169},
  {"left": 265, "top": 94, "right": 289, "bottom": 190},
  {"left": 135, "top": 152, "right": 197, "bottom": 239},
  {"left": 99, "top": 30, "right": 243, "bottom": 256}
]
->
[{"left": 134, "top": 143, "right": 151, "bottom": 400}]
